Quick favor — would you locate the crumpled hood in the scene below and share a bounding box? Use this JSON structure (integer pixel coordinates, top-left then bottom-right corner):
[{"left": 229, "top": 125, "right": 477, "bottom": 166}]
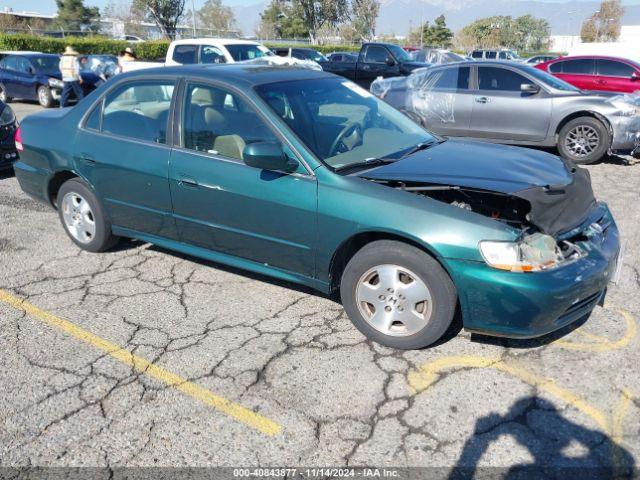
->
[
  {"left": 362, "top": 139, "right": 596, "bottom": 236},
  {"left": 363, "top": 139, "right": 573, "bottom": 194}
]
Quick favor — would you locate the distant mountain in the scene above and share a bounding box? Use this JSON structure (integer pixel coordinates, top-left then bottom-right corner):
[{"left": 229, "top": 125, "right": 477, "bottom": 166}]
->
[{"left": 232, "top": 0, "right": 640, "bottom": 37}]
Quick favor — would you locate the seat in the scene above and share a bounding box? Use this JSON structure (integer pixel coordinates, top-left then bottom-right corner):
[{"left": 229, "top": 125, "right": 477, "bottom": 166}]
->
[
  {"left": 102, "top": 110, "right": 154, "bottom": 142},
  {"left": 212, "top": 134, "right": 245, "bottom": 159}
]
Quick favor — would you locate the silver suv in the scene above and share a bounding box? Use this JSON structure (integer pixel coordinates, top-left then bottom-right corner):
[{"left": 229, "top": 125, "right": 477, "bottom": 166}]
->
[{"left": 470, "top": 49, "right": 521, "bottom": 61}]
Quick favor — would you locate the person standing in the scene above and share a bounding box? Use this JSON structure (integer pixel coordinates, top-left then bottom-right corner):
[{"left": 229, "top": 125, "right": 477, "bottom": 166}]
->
[
  {"left": 118, "top": 47, "right": 137, "bottom": 73},
  {"left": 59, "top": 46, "right": 84, "bottom": 108}
]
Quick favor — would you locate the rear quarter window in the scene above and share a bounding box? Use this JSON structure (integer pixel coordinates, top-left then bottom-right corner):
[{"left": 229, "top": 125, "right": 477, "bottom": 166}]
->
[{"left": 561, "top": 59, "right": 595, "bottom": 75}]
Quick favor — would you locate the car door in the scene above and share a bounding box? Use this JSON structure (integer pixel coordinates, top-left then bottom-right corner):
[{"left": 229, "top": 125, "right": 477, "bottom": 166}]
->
[
  {"left": 469, "top": 65, "right": 551, "bottom": 141},
  {"left": 596, "top": 59, "right": 639, "bottom": 93},
  {"left": 357, "top": 45, "right": 400, "bottom": 87},
  {"left": 407, "top": 65, "right": 473, "bottom": 137},
  {"left": 73, "top": 79, "right": 177, "bottom": 239},
  {"left": 168, "top": 81, "right": 317, "bottom": 277},
  {"left": 13, "top": 57, "right": 37, "bottom": 99},
  {"left": 1, "top": 56, "right": 19, "bottom": 98},
  {"left": 550, "top": 58, "right": 596, "bottom": 91}
]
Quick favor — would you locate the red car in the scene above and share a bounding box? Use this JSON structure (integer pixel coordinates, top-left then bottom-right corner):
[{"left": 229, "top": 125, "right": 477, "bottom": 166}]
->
[{"left": 536, "top": 55, "right": 640, "bottom": 93}]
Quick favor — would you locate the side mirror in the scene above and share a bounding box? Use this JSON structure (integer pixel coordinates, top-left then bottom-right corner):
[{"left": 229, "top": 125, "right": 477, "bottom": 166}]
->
[
  {"left": 631, "top": 72, "right": 639, "bottom": 81},
  {"left": 521, "top": 83, "right": 540, "bottom": 94},
  {"left": 385, "top": 57, "right": 396, "bottom": 67},
  {"left": 214, "top": 57, "right": 227, "bottom": 64},
  {"left": 243, "top": 142, "right": 297, "bottom": 172}
]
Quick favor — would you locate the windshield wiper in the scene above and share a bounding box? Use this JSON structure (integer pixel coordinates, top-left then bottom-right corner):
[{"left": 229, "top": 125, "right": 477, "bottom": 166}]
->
[
  {"left": 399, "top": 139, "right": 442, "bottom": 159},
  {"left": 334, "top": 157, "right": 395, "bottom": 172}
]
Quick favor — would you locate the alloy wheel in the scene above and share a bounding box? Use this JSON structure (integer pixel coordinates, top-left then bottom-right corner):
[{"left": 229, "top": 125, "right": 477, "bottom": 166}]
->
[
  {"left": 61, "top": 192, "right": 96, "bottom": 244},
  {"left": 565, "top": 125, "right": 600, "bottom": 158},
  {"left": 356, "top": 264, "right": 433, "bottom": 337}
]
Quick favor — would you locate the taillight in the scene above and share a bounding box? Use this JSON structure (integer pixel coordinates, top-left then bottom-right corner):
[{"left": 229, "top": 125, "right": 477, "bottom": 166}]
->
[{"left": 15, "top": 126, "right": 23, "bottom": 152}]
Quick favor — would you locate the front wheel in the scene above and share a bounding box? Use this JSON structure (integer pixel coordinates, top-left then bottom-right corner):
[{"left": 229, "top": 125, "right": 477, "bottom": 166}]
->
[
  {"left": 340, "top": 240, "right": 457, "bottom": 349},
  {"left": 37, "top": 85, "right": 54, "bottom": 108},
  {"left": 56, "top": 178, "right": 119, "bottom": 252},
  {"left": 557, "top": 116, "right": 610, "bottom": 164}
]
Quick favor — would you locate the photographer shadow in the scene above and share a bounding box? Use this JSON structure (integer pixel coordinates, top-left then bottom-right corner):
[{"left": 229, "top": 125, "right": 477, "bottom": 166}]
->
[{"left": 449, "top": 396, "right": 635, "bottom": 479}]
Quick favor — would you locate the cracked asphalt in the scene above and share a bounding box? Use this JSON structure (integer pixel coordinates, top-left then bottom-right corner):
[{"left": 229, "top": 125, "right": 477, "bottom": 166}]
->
[{"left": 1, "top": 102, "right": 639, "bottom": 476}]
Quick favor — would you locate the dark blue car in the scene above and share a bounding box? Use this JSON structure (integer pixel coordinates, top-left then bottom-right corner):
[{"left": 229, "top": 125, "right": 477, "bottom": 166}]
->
[
  {"left": 0, "top": 53, "right": 109, "bottom": 108},
  {"left": 0, "top": 100, "right": 18, "bottom": 170}
]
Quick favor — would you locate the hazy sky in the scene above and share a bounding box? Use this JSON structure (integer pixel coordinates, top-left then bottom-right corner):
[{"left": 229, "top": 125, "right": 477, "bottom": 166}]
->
[
  {"left": 0, "top": 0, "right": 251, "bottom": 15},
  {"left": 5, "top": 0, "right": 640, "bottom": 15}
]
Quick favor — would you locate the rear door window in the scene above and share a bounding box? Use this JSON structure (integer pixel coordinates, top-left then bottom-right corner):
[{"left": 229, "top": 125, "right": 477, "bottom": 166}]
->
[
  {"left": 3, "top": 56, "right": 17, "bottom": 71},
  {"left": 172, "top": 45, "right": 198, "bottom": 64},
  {"left": 549, "top": 61, "right": 563, "bottom": 73},
  {"left": 426, "top": 66, "right": 470, "bottom": 91},
  {"left": 597, "top": 59, "right": 635, "bottom": 77},
  {"left": 101, "top": 81, "right": 175, "bottom": 144},
  {"left": 485, "top": 51, "right": 497, "bottom": 59},
  {"left": 561, "top": 59, "right": 595, "bottom": 75}
]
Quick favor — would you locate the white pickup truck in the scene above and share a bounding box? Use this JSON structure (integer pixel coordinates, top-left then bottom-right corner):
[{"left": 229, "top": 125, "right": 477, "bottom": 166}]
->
[{"left": 122, "top": 38, "right": 274, "bottom": 72}]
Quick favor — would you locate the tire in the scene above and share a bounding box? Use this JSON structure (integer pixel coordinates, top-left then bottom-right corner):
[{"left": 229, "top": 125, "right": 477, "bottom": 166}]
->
[
  {"left": 37, "top": 85, "right": 54, "bottom": 108},
  {"left": 0, "top": 84, "right": 11, "bottom": 103},
  {"left": 557, "top": 116, "right": 610, "bottom": 165},
  {"left": 340, "top": 240, "right": 457, "bottom": 349},
  {"left": 56, "top": 178, "right": 119, "bottom": 252}
]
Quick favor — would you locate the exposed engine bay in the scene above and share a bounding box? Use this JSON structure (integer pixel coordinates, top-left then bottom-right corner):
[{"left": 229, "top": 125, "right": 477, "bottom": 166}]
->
[{"left": 364, "top": 157, "right": 596, "bottom": 239}]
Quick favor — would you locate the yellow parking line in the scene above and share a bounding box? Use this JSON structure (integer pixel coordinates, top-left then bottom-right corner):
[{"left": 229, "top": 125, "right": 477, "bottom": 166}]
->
[
  {"left": 407, "top": 355, "right": 609, "bottom": 430},
  {"left": 612, "top": 389, "right": 634, "bottom": 473},
  {"left": 0, "top": 289, "right": 281, "bottom": 437},
  {"left": 552, "top": 308, "right": 637, "bottom": 353}
]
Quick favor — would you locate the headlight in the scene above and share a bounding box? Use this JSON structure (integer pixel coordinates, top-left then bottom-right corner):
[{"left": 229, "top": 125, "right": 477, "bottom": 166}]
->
[
  {"left": 48, "top": 78, "right": 64, "bottom": 89},
  {"left": 479, "top": 233, "right": 565, "bottom": 272},
  {"left": 0, "top": 104, "right": 15, "bottom": 126}
]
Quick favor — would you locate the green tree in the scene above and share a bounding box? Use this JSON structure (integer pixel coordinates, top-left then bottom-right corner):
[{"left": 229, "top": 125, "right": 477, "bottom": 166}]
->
[
  {"left": 198, "top": 0, "right": 236, "bottom": 34},
  {"left": 458, "top": 15, "right": 549, "bottom": 50},
  {"left": 133, "top": 0, "right": 186, "bottom": 39},
  {"left": 580, "top": 0, "right": 624, "bottom": 42},
  {"left": 351, "top": 0, "right": 380, "bottom": 41},
  {"left": 408, "top": 14, "right": 453, "bottom": 48},
  {"left": 55, "top": 0, "right": 100, "bottom": 32},
  {"left": 296, "top": 0, "right": 349, "bottom": 43},
  {"left": 258, "top": 0, "right": 309, "bottom": 39}
]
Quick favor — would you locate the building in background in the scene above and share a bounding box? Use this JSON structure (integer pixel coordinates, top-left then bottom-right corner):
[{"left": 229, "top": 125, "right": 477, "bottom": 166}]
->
[{"left": 550, "top": 25, "right": 640, "bottom": 61}]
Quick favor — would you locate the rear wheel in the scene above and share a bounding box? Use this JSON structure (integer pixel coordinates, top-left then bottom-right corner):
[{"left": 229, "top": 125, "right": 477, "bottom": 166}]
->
[
  {"left": 340, "top": 240, "right": 457, "bottom": 349},
  {"left": 37, "top": 85, "right": 54, "bottom": 108},
  {"left": 558, "top": 116, "right": 610, "bottom": 164},
  {"left": 0, "top": 84, "right": 12, "bottom": 103},
  {"left": 56, "top": 178, "right": 119, "bottom": 252}
]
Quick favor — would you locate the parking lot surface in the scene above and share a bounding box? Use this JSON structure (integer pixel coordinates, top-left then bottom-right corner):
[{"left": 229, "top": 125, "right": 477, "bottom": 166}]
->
[{"left": 1, "top": 102, "right": 639, "bottom": 475}]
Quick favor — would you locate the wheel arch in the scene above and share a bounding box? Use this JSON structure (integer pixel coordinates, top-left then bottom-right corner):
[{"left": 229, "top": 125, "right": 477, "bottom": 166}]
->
[
  {"left": 554, "top": 110, "right": 613, "bottom": 147},
  {"left": 47, "top": 170, "right": 79, "bottom": 208},
  {"left": 328, "top": 230, "right": 454, "bottom": 293}
]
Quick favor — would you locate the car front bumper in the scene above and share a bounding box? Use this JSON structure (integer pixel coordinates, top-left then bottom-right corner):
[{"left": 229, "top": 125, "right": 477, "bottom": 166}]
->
[{"left": 446, "top": 202, "right": 620, "bottom": 338}]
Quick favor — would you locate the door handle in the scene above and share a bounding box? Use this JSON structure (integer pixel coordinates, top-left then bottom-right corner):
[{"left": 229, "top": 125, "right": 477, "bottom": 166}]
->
[
  {"left": 361, "top": 64, "right": 371, "bottom": 71},
  {"left": 178, "top": 176, "right": 198, "bottom": 188},
  {"left": 475, "top": 96, "right": 489, "bottom": 104},
  {"left": 79, "top": 153, "right": 96, "bottom": 165}
]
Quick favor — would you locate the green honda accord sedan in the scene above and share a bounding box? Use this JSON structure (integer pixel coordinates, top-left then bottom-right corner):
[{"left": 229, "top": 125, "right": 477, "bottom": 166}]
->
[{"left": 13, "top": 64, "right": 620, "bottom": 349}]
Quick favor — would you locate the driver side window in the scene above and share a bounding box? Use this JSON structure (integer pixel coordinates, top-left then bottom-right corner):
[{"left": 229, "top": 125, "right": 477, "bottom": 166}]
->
[{"left": 363, "top": 46, "right": 389, "bottom": 63}]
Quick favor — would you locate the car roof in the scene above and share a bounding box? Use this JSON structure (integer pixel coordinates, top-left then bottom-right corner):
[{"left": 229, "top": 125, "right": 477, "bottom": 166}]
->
[
  {"left": 12, "top": 52, "right": 60, "bottom": 58},
  {"left": 171, "top": 38, "right": 262, "bottom": 46},
  {"left": 543, "top": 55, "right": 635, "bottom": 62},
  {"left": 123, "top": 63, "right": 335, "bottom": 87}
]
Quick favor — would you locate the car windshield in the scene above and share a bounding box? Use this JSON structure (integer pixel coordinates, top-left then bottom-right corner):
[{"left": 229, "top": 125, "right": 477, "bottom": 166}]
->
[
  {"left": 255, "top": 77, "right": 435, "bottom": 169},
  {"left": 523, "top": 65, "right": 580, "bottom": 92},
  {"left": 225, "top": 44, "right": 272, "bottom": 61},
  {"left": 31, "top": 56, "right": 60, "bottom": 72},
  {"left": 387, "top": 44, "right": 410, "bottom": 62}
]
